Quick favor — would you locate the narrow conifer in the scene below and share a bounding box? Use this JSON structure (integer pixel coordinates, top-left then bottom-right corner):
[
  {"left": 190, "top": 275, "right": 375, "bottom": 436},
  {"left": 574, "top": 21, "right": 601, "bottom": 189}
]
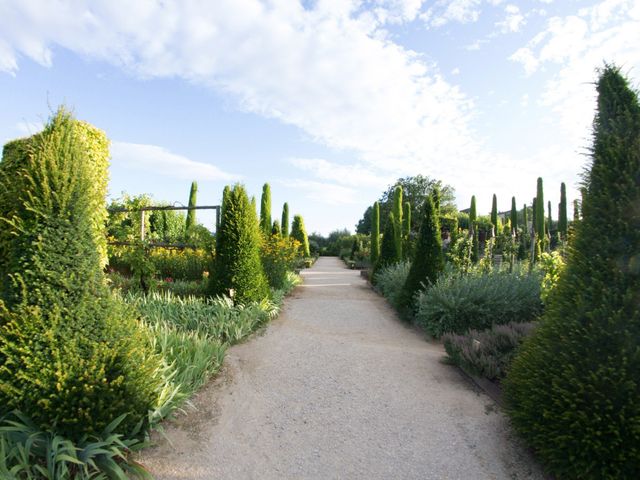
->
[
  {"left": 291, "top": 214, "right": 310, "bottom": 257},
  {"left": 559, "top": 182, "right": 568, "bottom": 239},
  {"left": 505, "top": 64, "right": 640, "bottom": 479},
  {"left": 185, "top": 181, "right": 198, "bottom": 236},
  {"left": 281, "top": 202, "right": 290, "bottom": 238},
  {"left": 490, "top": 194, "right": 498, "bottom": 236},
  {"left": 510, "top": 197, "right": 517, "bottom": 235},
  {"left": 392, "top": 186, "right": 403, "bottom": 260},
  {"left": 259, "top": 183, "right": 272, "bottom": 235},
  {"left": 371, "top": 201, "right": 380, "bottom": 264}
]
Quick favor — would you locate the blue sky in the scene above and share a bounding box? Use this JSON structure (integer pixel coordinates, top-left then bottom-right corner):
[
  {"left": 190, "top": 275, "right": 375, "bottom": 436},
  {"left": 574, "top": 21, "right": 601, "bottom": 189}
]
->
[{"left": 1, "top": 0, "right": 639, "bottom": 235}]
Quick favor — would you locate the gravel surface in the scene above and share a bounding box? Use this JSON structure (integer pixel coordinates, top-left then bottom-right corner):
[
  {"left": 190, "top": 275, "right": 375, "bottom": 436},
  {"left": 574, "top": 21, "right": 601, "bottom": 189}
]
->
[{"left": 140, "top": 257, "right": 546, "bottom": 480}]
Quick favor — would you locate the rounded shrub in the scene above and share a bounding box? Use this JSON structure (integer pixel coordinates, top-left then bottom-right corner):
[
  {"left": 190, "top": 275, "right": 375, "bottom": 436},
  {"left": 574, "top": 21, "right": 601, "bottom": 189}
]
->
[
  {"left": 504, "top": 66, "right": 640, "bottom": 479},
  {"left": 0, "top": 109, "right": 162, "bottom": 440}
]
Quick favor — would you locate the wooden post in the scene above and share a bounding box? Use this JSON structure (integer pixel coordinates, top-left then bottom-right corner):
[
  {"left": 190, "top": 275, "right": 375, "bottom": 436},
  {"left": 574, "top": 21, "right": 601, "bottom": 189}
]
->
[{"left": 140, "top": 210, "right": 146, "bottom": 241}]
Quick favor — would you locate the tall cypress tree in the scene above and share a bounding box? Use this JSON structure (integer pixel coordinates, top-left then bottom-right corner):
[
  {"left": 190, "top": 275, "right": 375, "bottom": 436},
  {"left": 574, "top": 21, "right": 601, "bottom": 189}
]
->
[
  {"left": 281, "top": 202, "right": 289, "bottom": 238},
  {"left": 469, "top": 195, "right": 478, "bottom": 262},
  {"left": 558, "top": 182, "right": 568, "bottom": 239},
  {"left": 522, "top": 203, "right": 528, "bottom": 236},
  {"left": 403, "top": 201, "right": 411, "bottom": 258},
  {"left": 490, "top": 194, "right": 498, "bottom": 236},
  {"left": 536, "top": 178, "right": 545, "bottom": 238},
  {"left": 185, "top": 181, "right": 198, "bottom": 237},
  {"left": 547, "top": 200, "right": 553, "bottom": 237},
  {"left": 210, "top": 184, "right": 269, "bottom": 303},
  {"left": 510, "top": 197, "right": 517, "bottom": 235},
  {"left": 392, "top": 186, "right": 403, "bottom": 260},
  {"left": 505, "top": 65, "right": 640, "bottom": 479},
  {"left": 398, "top": 195, "right": 444, "bottom": 313},
  {"left": 370, "top": 201, "right": 380, "bottom": 265},
  {"left": 259, "top": 183, "right": 272, "bottom": 235}
]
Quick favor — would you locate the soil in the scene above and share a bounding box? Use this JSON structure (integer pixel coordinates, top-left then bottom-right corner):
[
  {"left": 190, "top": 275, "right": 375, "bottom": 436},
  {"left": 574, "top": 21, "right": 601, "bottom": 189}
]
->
[{"left": 139, "top": 257, "right": 547, "bottom": 479}]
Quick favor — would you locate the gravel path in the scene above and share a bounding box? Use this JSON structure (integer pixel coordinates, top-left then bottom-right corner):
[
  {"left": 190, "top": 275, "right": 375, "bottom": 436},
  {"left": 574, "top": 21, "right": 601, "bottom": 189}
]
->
[{"left": 140, "top": 257, "right": 545, "bottom": 480}]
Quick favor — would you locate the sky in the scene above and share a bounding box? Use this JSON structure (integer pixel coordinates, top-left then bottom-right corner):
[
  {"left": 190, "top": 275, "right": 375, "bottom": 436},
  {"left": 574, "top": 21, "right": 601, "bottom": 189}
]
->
[{"left": 1, "top": 0, "right": 639, "bottom": 235}]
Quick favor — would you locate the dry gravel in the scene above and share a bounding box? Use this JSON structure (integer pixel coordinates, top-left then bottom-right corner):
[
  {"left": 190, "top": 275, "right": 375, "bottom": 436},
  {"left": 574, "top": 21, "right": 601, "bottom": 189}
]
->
[{"left": 139, "top": 257, "right": 546, "bottom": 480}]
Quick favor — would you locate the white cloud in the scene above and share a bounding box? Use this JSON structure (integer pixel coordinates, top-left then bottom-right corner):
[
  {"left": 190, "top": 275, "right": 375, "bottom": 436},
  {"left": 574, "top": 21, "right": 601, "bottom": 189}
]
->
[
  {"left": 495, "top": 4, "right": 525, "bottom": 33},
  {"left": 510, "top": 0, "right": 640, "bottom": 144},
  {"left": 278, "top": 178, "right": 359, "bottom": 206},
  {"left": 422, "top": 0, "right": 483, "bottom": 28},
  {"left": 288, "top": 157, "right": 391, "bottom": 188},
  {"left": 0, "top": 0, "right": 482, "bottom": 185},
  {"left": 111, "top": 142, "right": 239, "bottom": 181},
  {"left": 451, "top": 67, "right": 460, "bottom": 75}
]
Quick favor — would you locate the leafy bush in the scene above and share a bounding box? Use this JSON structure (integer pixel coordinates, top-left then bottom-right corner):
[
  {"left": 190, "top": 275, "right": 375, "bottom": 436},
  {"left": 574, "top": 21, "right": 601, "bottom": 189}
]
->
[
  {"left": 0, "top": 109, "right": 162, "bottom": 441},
  {"left": 375, "top": 261, "right": 411, "bottom": 309},
  {"left": 414, "top": 269, "right": 543, "bottom": 338},
  {"left": 0, "top": 412, "right": 152, "bottom": 480},
  {"left": 443, "top": 322, "right": 535, "bottom": 381},
  {"left": 504, "top": 66, "right": 640, "bottom": 479},
  {"left": 537, "top": 250, "right": 565, "bottom": 304},
  {"left": 261, "top": 235, "right": 300, "bottom": 289}
]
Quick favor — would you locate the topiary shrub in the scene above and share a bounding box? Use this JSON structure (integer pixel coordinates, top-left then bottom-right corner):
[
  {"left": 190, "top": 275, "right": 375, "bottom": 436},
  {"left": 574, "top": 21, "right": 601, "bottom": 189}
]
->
[
  {"left": 398, "top": 195, "right": 443, "bottom": 315},
  {"left": 0, "top": 109, "right": 162, "bottom": 441},
  {"left": 504, "top": 65, "right": 640, "bottom": 480},
  {"left": 414, "top": 269, "right": 542, "bottom": 338},
  {"left": 291, "top": 214, "right": 310, "bottom": 257},
  {"left": 209, "top": 184, "right": 269, "bottom": 303}
]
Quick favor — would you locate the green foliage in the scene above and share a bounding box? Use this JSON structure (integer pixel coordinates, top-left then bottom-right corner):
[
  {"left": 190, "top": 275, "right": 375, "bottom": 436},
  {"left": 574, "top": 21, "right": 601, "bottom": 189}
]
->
[
  {"left": 510, "top": 197, "right": 517, "bottom": 234},
  {"left": 185, "top": 181, "right": 198, "bottom": 238},
  {"left": 209, "top": 184, "right": 269, "bottom": 304},
  {"left": 535, "top": 178, "right": 545, "bottom": 238},
  {"left": 0, "top": 109, "right": 162, "bottom": 441},
  {"left": 371, "top": 202, "right": 380, "bottom": 265},
  {"left": 281, "top": 202, "right": 290, "bottom": 238},
  {"left": 374, "top": 261, "right": 411, "bottom": 309},
  {"left": 291, "top": 214, "right": 310, "bottom": 257},
  {"left": 373, "top": 213, "right": 398, "bottom": 281},
  {"left": 490, "top": 194, "right": 498, "bottom": 235},
  {"left": 558, "top": 182, "right": 568, "bottom": 239},
  {"left": 447, "top": 234, "right": 473, "bottom": 274},
  {"left": 127, "top": 241, "right": 156, "bottom": 293},
  {"left": 1, "top": 109, "right": 110, "bottom": 271},
  {"left": 443, "top": 322, "right": 535, "bottom": 382},
  {"left": 402, "top": 201, "right": 411, "bottom": 255},
  {"left": 469, "top": 196, "right": 477, "bottom": 224},
  {"left": 398, "top": 195, "right": 444, "bottom": 313},
  {"left": 504, "top": 66, "right": 640, "bottom": 479},
  {"left": 271, "top": 220, "right": 281, "bottom": 236},
  {"left": 415, "top": 268, "right": 543, "bottom": 338},
  {"left": 537, "top": 250, "right": 565, "bottom": 304},
  {"left": 0, "top": 412, "right": 152, "bottom": 480},
  {"left": 259, "top": 183, "right": 272, "bottom": 236},
  {"left": 260, "top": 235, "right": 300, "bottom": 289},
  {"left": 392, "top": 186, "right": 403, "bottom": 260},
  {"left": 149, "top": 208, "right": 186, "bottom": 243}
]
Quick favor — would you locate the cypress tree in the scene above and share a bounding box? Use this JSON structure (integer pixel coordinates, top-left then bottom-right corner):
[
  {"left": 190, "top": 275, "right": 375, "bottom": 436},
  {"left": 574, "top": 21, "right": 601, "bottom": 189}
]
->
[
  {"left": 469, "top": 196, "right": 478, "bottom": 262},
  {"left": 272, "top": 220, "right": 281, "bottom": 236},
  {"left": 573, "top": 199, "right": 580, "bottom": 222},
  {"left": 0, "top": 110, "right": 161, "bottom": 439},
  {"left": 398, "top": 195, "right": 444, "bottom": 313},
  {"left": 392, "top": 186, "right": 403, "bottom": 260},
  {"left": 522, "top": 203, "right": 528, "bottom": 236},
  {"left": 281, "top": 202, "right": 290, "bottom": 238},
  {"left": 547, "top": 199, "right": 553, "bottom": 237},
  {"left": 505, "top": 65, "right": 640, "bottom": 479},
  {"left": 510, "top": 197, "right": 517, "bottom": 235},
  {"left": 185, "top": 181, "right": 198, "bottom": 236},
  {"left": 403, "top": 201, "right": 411, "bottom": 238},
  {"left": 558, "top": 182, "right": 568, "bottom": 239},
  {"left": 370, "top": 201, "right": 380, "bottom": 265},
  {"left": 373, "top": 213, "right": 397, "bottom": 280},
  {"left": 535, "top": 178, "right": 545, "bottom": 239},
  {"left": 291, "top": 214, "right": 310, "bottom": 257},
  {"left": 210, "top": 184, "right": 269, "bottom": 303},
  {"left": 259, "top": 183, "right": 272, "bottom": 235},
  {"left": 217, "top": 185, "right": 231, "bottom": 250},
  {"left": 490, "top": 193, "right": 498, "bottom": 236}
]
